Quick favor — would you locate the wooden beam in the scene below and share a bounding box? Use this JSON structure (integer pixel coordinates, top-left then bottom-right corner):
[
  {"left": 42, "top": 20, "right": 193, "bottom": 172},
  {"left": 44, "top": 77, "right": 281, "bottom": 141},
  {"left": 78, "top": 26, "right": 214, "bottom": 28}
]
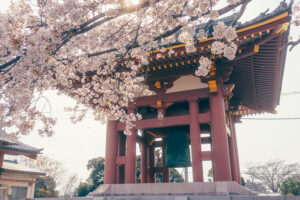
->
[
  {"left": 118, "top": 114, "right": 190, "bottom": 130},
  {"left": 201, "top": 151, "right": 213, "bottom": 161},
  {"left": 117, "top": 112, "right": 210, "bottom": 131},
  {"left": 116, "top": 156, "right": 126, "bottom": 165},
  {"left": 198, "top": 112, "right": 211, "bottom": 124},
  {"left": 0, "top": 178, "right": 36, "bottom": 183},
  {"left": 135, "top": 88, "right": 209, "bottom": 107}
]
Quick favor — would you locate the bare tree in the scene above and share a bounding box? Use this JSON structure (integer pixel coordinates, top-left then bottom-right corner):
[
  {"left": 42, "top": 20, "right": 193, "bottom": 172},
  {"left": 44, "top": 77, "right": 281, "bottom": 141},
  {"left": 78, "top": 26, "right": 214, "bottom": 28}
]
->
[
  {"left": 18, "top": 155, "right": 66, "bottom": 187},
  {"left": 62, "top": 174, "right": 79, "bottom": 198},
  {"left": 245, "top": 160, "right": 300, "bottom": 193},
  {"left": 245, "top": 175, "right": 267, "bottom": 193}
]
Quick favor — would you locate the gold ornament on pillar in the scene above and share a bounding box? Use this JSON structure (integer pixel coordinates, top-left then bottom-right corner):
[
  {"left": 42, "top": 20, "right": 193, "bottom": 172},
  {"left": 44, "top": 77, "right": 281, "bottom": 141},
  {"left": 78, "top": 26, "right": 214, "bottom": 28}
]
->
[{"left": 208, "top": 80, "right": 218, "bottom": 93}]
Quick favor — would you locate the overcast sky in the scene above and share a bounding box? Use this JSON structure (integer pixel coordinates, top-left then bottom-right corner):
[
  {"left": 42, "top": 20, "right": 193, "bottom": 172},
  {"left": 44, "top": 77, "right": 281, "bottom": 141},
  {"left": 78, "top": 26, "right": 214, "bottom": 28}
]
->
[{"left": 1, "top": 0, "right": 300, "bottom": 187}]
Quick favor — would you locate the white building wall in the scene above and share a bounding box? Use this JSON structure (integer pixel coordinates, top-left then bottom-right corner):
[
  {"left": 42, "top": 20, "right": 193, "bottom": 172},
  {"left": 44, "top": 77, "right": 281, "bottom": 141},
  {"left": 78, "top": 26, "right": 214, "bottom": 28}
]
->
[{"left": 166, "top": 75, "right": 208, "bottom": 93}]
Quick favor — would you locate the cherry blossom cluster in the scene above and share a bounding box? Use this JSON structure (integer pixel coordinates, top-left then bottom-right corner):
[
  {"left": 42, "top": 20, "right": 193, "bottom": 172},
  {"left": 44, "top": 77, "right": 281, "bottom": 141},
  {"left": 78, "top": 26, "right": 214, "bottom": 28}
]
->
[
  {"left": 195, "top": 21, "right": 238, "bottom": 77},
  {"left": 0, "top": 0, "right": 251, "bottom": 138},
  {"left": 291, "top": 1, "right": 300, "bottom": 26}
]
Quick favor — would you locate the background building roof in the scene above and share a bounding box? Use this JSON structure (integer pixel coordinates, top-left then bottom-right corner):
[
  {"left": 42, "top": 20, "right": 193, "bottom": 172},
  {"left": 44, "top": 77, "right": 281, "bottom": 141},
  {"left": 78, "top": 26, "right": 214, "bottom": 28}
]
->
[{"left": 1, "top": 160, "right": 46, "bottom": 176}]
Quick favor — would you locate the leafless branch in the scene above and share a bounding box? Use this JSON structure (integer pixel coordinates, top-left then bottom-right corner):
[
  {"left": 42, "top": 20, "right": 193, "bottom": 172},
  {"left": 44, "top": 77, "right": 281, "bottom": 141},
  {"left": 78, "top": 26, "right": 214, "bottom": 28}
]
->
[
  {"left": 230, "top": 0, "right": 251, "bottom": 26},
  {"left": 245, "top": 160, "right": 300, "bottom": 192},
  {"left": 287, "top": 37, "right": 300, "bottom": 51}
]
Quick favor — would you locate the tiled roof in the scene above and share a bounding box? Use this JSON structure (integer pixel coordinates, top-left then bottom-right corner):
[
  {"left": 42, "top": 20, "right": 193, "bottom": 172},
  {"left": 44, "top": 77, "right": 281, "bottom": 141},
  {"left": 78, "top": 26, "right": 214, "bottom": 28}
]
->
[
  {"left": 0, "top": 141, "right": 43, "bottom": 154},
  {"left": 164, "top": 1, "right": 292, "bottom": 47},
  {"left": 0, "top": 131, "right": 43, "bottom": 155}
]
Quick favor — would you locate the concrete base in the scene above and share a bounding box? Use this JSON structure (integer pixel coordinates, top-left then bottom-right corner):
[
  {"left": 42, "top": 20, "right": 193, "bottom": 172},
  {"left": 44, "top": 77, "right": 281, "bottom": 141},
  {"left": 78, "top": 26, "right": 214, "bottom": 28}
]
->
[
  {"left": 33, "top": 195, "right": 300, "bottom": 200},
  {"left": 89, "top": 182, "right": 254, "bottom": 197}
]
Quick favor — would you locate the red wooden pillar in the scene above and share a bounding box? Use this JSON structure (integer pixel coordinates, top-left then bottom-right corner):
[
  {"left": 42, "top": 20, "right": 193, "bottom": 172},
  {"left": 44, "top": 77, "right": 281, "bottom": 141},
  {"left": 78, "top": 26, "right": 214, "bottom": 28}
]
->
[
  {"left": 117, "top": 166, "right": 125, "bottom": 184},
  {"left": 209, "top": 87, "right": 232, "bottom": 181},
  {"left": 162, "top": 138, "right": 169, "bottom": 183},
  {"left": 125, "top": 106, "right": 137, "bottom": 184},
  {"left": 141, "top": 132, "right": 148, "bottom": 183},
  {"left": 229, "top": 120, "right": 239, "bottom": 183},
  {"left": 0, "top": 152, "right": 4, "bottom": 168},
  {"left": 104, "top": 120, "right": 118, "bottom": 184},
  {"left": 125, "top": 128, "right": 137, "bottom": 183},
  {"left": 148, "top": 145, "right": 155, "bottom": 183},
  {"left": 188, "top": 97, "right": 203, "bottom": 182},
  {"left": 230, "top": 119, "right": 242, "bottom": 184},
  {"left": 117, "top": 133, "right": 126, "bottom": 184}
]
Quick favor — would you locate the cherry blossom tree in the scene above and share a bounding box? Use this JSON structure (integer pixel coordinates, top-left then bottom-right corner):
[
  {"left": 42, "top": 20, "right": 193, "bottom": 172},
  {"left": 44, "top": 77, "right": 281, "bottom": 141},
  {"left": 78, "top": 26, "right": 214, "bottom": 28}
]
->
[{"left": 0, "top": 0, "right": 299, "bottom": 139}]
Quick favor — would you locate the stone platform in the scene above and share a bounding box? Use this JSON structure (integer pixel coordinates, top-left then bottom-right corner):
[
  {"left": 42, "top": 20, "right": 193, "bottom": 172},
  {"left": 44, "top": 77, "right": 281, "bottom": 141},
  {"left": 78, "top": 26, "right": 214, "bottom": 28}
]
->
[
  {"left": 32, "top": 196, "right": 300, "bottom": 200},
  {"left": 89, "top": 182, "right": 254, "bottom": 197}
]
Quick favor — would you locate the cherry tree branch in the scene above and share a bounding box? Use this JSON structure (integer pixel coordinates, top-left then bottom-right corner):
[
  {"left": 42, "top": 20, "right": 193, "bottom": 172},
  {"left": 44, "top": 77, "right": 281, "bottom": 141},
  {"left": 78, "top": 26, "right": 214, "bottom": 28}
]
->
[
  {"left": 78, "top": 0, "right": 159, "bottom": 30},
  {"left": 230, "top": 0, "right": 251, "bottom": 26},
  {"left": 88, "top": 1, "right": 248, "bottom": 58},
  {"left": 0, "top": 0, "right": 247, "bottom": 72},
  {"left": 0, "top": 56, "right": 21, "bottom": 71},
  {"left": 287, "top": 37, "right": 300, "bottom": 51}
]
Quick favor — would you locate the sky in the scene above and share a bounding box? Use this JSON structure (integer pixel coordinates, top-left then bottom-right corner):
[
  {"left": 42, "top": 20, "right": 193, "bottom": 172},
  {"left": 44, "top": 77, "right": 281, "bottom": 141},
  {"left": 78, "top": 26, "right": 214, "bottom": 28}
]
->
[{"left": 1, "top": 0, "right": 300, "bottom": 189}]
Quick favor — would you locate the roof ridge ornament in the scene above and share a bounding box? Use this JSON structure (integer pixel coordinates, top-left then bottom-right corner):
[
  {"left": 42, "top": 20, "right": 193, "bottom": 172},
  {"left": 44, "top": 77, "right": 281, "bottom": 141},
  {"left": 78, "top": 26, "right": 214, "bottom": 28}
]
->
[{"left": 276, "top": 22, "right": 290, "bottom": 34}]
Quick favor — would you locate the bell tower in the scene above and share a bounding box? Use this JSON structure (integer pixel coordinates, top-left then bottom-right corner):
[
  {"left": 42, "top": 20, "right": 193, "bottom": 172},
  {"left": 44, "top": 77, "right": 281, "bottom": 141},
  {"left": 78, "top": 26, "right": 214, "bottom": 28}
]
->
[
  {"left": 97, "top": 5, "right": 290, "bottom": 196},
  {"left": 103, "top": 70, "right": 241, "bottom": 184}
]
